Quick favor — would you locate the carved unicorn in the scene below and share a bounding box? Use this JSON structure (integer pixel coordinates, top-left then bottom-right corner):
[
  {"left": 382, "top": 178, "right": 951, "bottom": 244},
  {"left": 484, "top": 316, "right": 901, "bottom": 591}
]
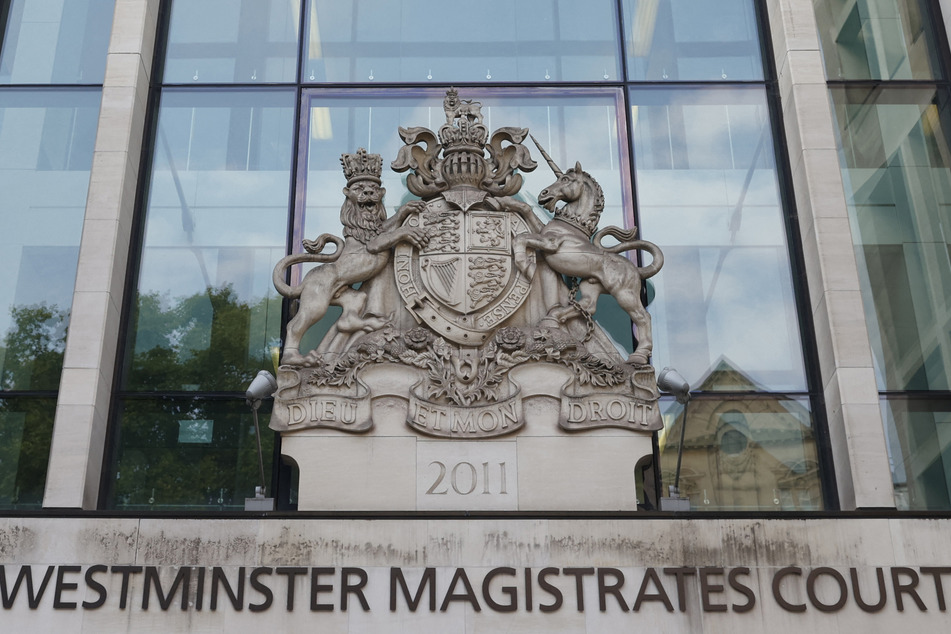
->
[{"left": 493, "top": 137, "right": 663, "bottom": 366}]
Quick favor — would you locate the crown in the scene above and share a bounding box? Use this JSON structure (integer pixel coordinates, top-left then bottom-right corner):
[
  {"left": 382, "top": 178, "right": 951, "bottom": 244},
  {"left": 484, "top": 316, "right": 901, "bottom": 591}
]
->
[
  {"left": 340, "top": 148, "right": 382, "bottom": 185},
  {"left": 439, "top": 88, "right": 488, "bottom": 152}
]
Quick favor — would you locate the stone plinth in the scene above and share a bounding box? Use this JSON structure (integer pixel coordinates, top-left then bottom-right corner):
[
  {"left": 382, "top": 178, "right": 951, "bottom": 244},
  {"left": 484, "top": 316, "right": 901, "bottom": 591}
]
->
[{"left": 281, "top": 394, "right": 653, "bottom": 511}]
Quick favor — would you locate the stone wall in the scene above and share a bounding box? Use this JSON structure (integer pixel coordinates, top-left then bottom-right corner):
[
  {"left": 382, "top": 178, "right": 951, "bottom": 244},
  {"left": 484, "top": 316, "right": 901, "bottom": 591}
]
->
[{"left": 1, "top": 516, "right": 948, "bottom": 632}]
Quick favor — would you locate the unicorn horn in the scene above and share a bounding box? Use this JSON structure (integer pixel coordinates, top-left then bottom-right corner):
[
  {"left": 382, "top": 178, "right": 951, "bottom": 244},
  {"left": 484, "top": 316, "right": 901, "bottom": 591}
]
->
[{"left": 530, "top": 134, "right": 564, "bottom": 178}]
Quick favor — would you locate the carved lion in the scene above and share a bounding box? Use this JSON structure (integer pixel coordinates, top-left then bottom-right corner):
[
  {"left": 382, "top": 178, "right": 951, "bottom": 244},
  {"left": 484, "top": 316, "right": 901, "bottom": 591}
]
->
[{"left": 273, "top": 181, "right": 428, "bottom": 365}]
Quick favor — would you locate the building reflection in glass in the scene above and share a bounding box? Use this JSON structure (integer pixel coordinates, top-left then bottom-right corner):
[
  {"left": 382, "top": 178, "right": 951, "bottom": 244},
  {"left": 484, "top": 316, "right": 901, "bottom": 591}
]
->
[{"left": 657, "top": 357, "right": 822, "bottom": 511}]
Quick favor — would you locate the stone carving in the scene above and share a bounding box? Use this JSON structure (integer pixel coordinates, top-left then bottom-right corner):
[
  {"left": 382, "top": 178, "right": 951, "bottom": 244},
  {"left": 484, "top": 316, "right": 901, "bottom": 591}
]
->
[
  {"left": 271, "top": 149, "right": 429, "bottom": 366},
  {"left": 513, "top": 139, "right": 664, "bottom": 366},
  {"left": 271, "top": 89, "right": 664, "bottom": 437}
]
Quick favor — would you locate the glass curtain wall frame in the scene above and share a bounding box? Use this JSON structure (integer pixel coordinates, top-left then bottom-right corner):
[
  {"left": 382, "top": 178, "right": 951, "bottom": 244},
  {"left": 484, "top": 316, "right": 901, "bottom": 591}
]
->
[
  {"left": 813, "top": 0, "right": 944, "bottom": 81},
  {"left": 105, "top": 88, "right": 295, "bottom": 510},
  {"left": 621, "top": 0, "right": 766, "bottom": 81},
  {"left": 812, "top": 0, "right": 951, "bottom": 511},
  {"left": 829, "top": 83, "right": 951, "bottom": 392},
  {"left": 628, "top": 84, "right": 827, "bottom": 510},
  {"left": 115, "top": 0, "right": 831, "bottom": 513},
  {"left": 827, "top": 82, "right": 951, "bottom": 510},
  {"left": 120, "top": 88, "right": 294, "bottom": 394},
  {"left": 302, "top": 0, "right": 623, "bottom": 84},
  {"left": 882, "top": 394, "right": 951, "bottom": 510},
  {"left": 161, "top": 0, "right": 301, "bottom": 84},
  {"left": 109, "top": 396, "right": 275, "bottom": 511},
  {"left": 292, "top": 86, "right": 638, "bottom": 354},
  {"left": 0, "top": 397, "right": 56, "bottom": 509},
  {"left": 657, "top": 394, "right": 824, "bottom": 511},
  {"left": 0, "top": 89, "right": 102, "bottom": 510},
  {"left": 629, "top": 85, "right": 810, "bottom": 394},
  {"left": 0, "top": 0, "right": 115, "bottom": 85},
  {"left": 0, "top": 88, "right": 102, "bottom": 392}
]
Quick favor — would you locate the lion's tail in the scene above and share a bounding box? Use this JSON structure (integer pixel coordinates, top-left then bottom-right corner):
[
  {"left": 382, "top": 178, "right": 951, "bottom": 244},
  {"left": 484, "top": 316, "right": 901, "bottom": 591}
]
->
[
  {"left": 272, "top": 234, "right": 345, "bottom": 299},
  {"left": 593, "top": 226, "right": 664, "bottom": 279}
]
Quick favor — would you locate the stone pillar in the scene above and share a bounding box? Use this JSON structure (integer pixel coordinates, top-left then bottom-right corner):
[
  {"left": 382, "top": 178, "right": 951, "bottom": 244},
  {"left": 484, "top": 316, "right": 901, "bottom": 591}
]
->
[
  {"left": 764, "top": 0, "right": 894, "bottom": 509},
  {"left": 43, "top": 0, "right": 160, "bottom": 509},
  {"left": 940, "top": 0, "right": 951, "bottom": 44}
]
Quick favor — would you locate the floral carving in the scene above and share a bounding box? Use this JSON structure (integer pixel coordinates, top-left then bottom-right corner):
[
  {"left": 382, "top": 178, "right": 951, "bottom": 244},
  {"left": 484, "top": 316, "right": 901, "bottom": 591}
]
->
[
  {"left": 403, "top": 327, "right": 434, "bottom": 351},
  {"left": 495, "top": 327, "right": 525, "bottom": 352},
  {"left": 302, "top": 324, "right": 630, "bottom": 407}
]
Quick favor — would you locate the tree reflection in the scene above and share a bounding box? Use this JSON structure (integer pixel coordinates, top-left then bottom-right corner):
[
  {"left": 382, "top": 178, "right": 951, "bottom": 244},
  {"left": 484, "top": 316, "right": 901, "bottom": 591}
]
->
[
  {"left": 0, "top": 303, "right": 66, "bottom": 508},
  {"left": 0, "top": 398, "right": 55, "bottom": 508},
  {"left": 126, "top": 284, "right": 280, "bottom": 391},
  {"left": 1, "top": 303, "right": 68, "bottom": 391},
  {"left": 111, "top": 398, "right": 273, "bottom": 510},
  {"left": 113, "top": 284, "right": 279, "bottom": 509}
]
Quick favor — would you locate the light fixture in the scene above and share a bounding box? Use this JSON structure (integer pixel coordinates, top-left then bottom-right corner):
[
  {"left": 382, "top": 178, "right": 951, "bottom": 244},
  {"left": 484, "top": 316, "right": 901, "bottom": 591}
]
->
[
  {"left": 657, "top": 367, "right": 691, "bottom": 512},
  {"left": 247, "top": 370, "right": 277, "bottom": 405},
  {"left": 245, "top": 370, "right": 277, "bottom": 511},
  {"left": 657, "top": 367, "right": 690, "bottom": 404}
]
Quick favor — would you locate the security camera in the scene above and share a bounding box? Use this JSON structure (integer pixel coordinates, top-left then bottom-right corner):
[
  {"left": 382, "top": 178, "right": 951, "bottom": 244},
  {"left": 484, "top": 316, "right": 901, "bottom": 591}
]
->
[
  {"left": 246, "top": 370, "right": 277, "bottom": 408},
  {"left": 657, "top": 367, "right": 690, "bottom": 404}
]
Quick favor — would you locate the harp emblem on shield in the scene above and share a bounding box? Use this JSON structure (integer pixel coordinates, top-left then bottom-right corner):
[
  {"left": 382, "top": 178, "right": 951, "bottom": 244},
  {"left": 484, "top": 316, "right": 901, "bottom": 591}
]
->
[{"left": 421, "top": 256, "right": 461, "bottom": 305}]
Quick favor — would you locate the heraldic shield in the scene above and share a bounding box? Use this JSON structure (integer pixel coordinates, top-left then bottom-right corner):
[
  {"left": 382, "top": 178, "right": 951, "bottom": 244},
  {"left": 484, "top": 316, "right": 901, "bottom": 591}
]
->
[{"left": 394, "top": 196, "right": 533, "bottom": 347}]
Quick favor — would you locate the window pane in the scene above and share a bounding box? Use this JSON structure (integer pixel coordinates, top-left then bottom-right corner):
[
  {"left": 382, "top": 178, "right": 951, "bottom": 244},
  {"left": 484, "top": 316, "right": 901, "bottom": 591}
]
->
[
  {"left": 304, "top": 0, "right": 622, "bottom": 83},
  {"left": 623, "top": 0, "right": 764, "bottom": 81},
  {"left": 163, "top": 0, "right": 299, "bottom": 84},
  {"left": 0, "top": 397, "right": 55, "bottom": 509},
  {"left": 123, "top": 89, "right": 294, "bottom": 392},
  {"left": 631, "top": 87, "right": 807, "bottom": 392},
  {"left": 830, "top": 86, "right": 951, "bottom": 391},
  {"left": 0, "top": 90, "right": 101, "bottom": 391},
  {"left": 814, "top": 0, "right": 941, "bottom": 80},
  {"left": 883, "top": 398, "right": 951, "bottom": 510},
  {"left": 0, "top": 0, "right": 114, "bottom": 84},
  {"left": 108, "top": 398, "right": 274, "bottom": 510},
  {"left": 297, "top": 87, "right": 636, "bottom": 354},
  {"left": 659, "top": 395, "right": 823, "bottom": 510}
]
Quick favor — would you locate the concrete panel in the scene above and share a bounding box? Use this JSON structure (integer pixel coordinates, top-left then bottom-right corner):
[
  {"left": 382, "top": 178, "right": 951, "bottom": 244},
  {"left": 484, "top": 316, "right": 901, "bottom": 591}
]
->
[
  {"left": 282, "top": 436, "right": 418, "bottom": 510},
  {"left": 0, "top": 517, "right": 948, "bottom": 632},
  {"left": 281, "top": 431, "right": 654, "bottom": 512},
  {"left": 516, "top": 436, "right": 652, "bottom": 511}
]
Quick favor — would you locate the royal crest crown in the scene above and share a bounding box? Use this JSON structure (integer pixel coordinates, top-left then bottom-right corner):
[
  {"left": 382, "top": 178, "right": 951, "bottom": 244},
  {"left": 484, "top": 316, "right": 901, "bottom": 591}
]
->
[
  {"left": 439, "top": 87, "right": 489, "bottom": 153},
  {"left": 340, "top": 148, "right": 383, "bottom": 185}
]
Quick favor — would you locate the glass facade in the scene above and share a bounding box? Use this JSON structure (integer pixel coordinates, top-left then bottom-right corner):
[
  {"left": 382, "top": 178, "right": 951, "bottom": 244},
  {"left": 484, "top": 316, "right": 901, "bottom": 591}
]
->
[
  {"left": 0, "top": 3, "right": 113, "bottom": 509},
  {"left": 832, "top": 85, "right": 951, "bottom": 392},
  {"left": 883, "top": 397, "right": 951, "bottom": 510},
  {"left": 659, "top": 395, "right": 821, "bottom": 510},
  {"left": 163, "top": 0, "right": 299, "bottom": 84},
  {"left": 817, "top": 0, "right": 951, "bottom": 509},
  {"left": 108, "top": 89, "right": 293, "bottom": 509},
  {"left": 303, "top": 0, "right": 622, "bottom": 83},
  {"left": 635, "top": 85, "right": 822, "bottom": 508},
  {"left": 632, "top": 87, "right": 807, "bottom": 392},
  {"left": 3, "top": 0, "right": 951, "bottom": 519},
  {"left": 95, "top": 0, "right": 828, "bottom": 512},
  {"left": 123, "top": 89, "right": 292, "bottom": 393},
  {"left": 622, "top": 0, "right": 765, "bottom": 81},
  {"left": 0, "top": 90, "right": 101, "bottom": 392},
  {"left": 111, "top": 398, "right": 274, "bottom": 510},
  {"left": 814, "top": 0, "right": 942, "bottom": 80},
  {"left": 0, "top": 398, "right": 57, "bottom": 508},
  {"left": 0, "top": 0, "right": 114, "bottom": 85}
]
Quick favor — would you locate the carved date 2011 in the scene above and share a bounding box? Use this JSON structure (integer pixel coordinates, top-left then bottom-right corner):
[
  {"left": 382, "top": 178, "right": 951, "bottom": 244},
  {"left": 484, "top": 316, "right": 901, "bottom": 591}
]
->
[{"left": 426, "top": 460, "right": 508, "bottom": 496}]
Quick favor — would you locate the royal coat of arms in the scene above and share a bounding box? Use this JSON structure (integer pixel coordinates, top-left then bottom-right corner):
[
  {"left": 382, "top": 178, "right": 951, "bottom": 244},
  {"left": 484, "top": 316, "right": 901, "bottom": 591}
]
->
[{"left": 271, "top": 89, "right": 664, "bottom": 438}]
